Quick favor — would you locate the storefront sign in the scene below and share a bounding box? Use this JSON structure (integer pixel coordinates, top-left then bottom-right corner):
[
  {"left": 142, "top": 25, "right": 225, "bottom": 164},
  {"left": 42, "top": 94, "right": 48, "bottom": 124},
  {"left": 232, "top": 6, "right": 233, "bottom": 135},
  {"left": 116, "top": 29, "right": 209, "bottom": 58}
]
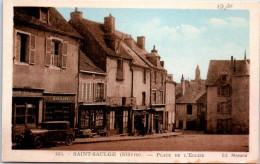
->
[
  {"left": 44, "top": 95, "right": 75, "bottom": 103},
  {"left": 13, "top": 90, "right": 43, "bottom": 97}
]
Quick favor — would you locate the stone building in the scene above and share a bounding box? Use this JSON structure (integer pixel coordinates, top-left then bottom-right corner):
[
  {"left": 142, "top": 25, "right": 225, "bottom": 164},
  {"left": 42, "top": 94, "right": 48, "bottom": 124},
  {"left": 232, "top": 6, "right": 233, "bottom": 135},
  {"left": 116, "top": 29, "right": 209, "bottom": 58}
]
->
[
  {"left": 165, "top": 74, "right": 176, "bottom": 131},
  {"left": 69, "top": 10, "right": 136, "bottom": 135},
  {"left": 77, "top": 50, "right": 108, "bottom": 134},
  {"left": 69, "top": 9, "right": 174, "bottom": 135},
  {"left": 12, "top": 7, "right": 81, "bottom": 140},
  {"left": 175, "top": 66, "right": 206, "bottom": 130},
  {"left": 123, "top": 37, "right": 168, "bottom": 134},
  {"left": 205, "top": 55, "right": 249, "bottom": 134}
]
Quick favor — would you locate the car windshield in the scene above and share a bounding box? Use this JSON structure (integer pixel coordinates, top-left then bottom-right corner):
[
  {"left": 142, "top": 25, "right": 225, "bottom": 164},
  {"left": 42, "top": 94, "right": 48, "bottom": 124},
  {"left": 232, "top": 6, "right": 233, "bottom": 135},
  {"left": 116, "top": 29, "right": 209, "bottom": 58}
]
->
[{"left": 42, "top": 123, "right": 68, "bottom": 130}]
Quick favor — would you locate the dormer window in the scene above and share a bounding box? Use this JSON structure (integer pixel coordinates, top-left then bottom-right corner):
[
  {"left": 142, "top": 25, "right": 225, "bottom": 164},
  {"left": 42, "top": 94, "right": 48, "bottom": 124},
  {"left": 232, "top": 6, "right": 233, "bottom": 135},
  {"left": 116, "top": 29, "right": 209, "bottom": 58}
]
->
[
  {"left": 40, "top": 8, "right": 49, "bottom": 23},
  {"left": 221, "top": 74, "right": 227, "bottom": 83}
]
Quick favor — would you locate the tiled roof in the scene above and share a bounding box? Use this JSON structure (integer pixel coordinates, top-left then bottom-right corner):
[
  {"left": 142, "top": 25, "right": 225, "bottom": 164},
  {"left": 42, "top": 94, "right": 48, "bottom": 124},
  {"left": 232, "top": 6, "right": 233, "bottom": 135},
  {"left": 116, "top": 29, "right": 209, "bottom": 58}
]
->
[
  {"left": 206, "top": 59, "right": 250, "bottom": 86},
  {"left": 14, "top": 7, "right": 82, "bottom": 38},
  {"left": 176, "top": 80, "right": 206, "bottom": 104},
  {"left": 69, "top": 18, "right": 133, "bottom": 60},
  {"left": 79, "top": 50, "right": 105, "bottom": 73}
]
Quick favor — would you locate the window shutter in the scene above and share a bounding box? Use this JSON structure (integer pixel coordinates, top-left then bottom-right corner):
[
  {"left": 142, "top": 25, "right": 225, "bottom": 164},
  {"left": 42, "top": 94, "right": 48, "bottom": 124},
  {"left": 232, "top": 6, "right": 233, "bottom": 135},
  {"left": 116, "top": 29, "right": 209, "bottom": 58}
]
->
[
  {"left": 45, "top": 37, "right": 51, "bottom": 66},
  {"left": 104, "top": 83, "right": 107, "bottom": 100},
  {"left": 29, "top": 35, "right": 36, "bottom": 64},
  {"left": 62, "top": 42, "right": 67, "bottom": 68},
  {"left": 87, "top": 83, "right": 90, "bottom": 101},
  {"left": 93, "top": 83, "right": 96, "bottom": 102},
  {"left": 25, "top": 35, "right": 30, "bottom": 63},
  {"left": 82, "top": 83, "right": 86, "bottom": 101},
  {"left": 15, "top": 33, "right": 21, "bottom": 62},
  {"left": 217, "top": 103, "right": 221, "bottom": 114}
]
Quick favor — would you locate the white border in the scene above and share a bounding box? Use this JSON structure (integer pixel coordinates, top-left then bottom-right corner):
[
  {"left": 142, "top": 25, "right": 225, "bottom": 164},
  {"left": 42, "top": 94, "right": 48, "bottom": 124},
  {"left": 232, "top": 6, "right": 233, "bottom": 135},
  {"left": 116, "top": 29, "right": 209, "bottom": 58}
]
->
[{"left": 2, "top": 0, "right": 259, "bottom": 163}]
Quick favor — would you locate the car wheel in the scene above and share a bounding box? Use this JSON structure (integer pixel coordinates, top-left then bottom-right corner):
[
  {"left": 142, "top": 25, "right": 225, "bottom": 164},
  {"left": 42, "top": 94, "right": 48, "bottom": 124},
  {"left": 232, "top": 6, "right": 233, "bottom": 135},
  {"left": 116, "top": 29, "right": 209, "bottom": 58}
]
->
[
  {"left": 65, "top": 135, "right": 73, "bottom": 146},
  {"left": 34, "top": 136, "right": 44, "bottom": 149}
]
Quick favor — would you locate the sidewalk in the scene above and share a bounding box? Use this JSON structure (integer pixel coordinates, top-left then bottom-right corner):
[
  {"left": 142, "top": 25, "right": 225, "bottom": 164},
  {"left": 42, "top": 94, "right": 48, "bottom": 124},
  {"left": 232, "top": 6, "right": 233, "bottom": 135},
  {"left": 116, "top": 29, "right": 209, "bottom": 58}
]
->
[{"left": 75, "top": 132, "right": 182, "bottom": 144}]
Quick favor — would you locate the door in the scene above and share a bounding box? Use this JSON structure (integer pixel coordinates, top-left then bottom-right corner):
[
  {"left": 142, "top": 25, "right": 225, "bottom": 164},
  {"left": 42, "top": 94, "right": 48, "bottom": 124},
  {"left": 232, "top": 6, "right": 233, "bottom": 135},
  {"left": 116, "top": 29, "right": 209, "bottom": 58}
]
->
[{"left": 115, "top": 111, "right": 123, "bottom": 134}]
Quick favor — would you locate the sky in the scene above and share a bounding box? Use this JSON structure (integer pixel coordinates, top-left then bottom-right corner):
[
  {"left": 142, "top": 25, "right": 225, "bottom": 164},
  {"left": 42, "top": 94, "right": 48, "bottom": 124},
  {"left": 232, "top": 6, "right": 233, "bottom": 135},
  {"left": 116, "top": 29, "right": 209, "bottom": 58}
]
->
[{"left": 57, "top": 8, "right": 249, "bottom": 83}]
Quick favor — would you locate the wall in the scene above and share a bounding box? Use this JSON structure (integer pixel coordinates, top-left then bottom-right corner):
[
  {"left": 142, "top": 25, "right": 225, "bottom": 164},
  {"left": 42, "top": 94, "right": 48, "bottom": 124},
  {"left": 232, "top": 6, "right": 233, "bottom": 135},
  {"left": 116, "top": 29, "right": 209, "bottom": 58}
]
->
[
  {"left": 78, "top": 73, "right": 106, "bottom": 102},
  {"left": 106, "top": 57, "right": 132, "bottom": 98},
  {"left": 13, "top": 24, "right": 79, "bottom": 94},
  {"left": 206, "top": 86, "right": 230, "bottom": 133},
  {"left": 231, "top": 76, "right": 249, "bottom": 134},
  {"left": 166, "top": 82, "right": 175, "bottom": 130},
  {"left": 151, "top": 69, "right": 166, "bottom": 104},
  {"left": 176, "top": 103, "right": 197, "bottom": 129},
  {"left": 133, "top": 66, "right": 150, "bottom": 107}
]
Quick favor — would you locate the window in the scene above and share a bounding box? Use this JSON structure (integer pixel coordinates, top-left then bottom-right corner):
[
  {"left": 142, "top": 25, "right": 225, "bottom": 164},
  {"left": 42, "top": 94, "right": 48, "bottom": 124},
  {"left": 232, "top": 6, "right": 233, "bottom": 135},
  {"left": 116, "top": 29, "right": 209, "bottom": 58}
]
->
[
  {"left": 15, "top": 31, "right": 35, "bottom": 64},
  {"left": 187, "top": 104, "right": 192, "bottom": 115},
  {"left": 123, "top": 111, "right": 128, "bottom": 128},
  {"left": 153, "top": 71, "right": 157, "bottom": 84},
  {"left": 93, "top": 83, "right": 107, "bottom": 102},
  {"left": 221, "top": 74, "right": 228, "bottom": 83},
  {"left": 160, "top": 91, "right": 164, "bottom": 104},
  {"left": 217, "top": 102, "right": 231, "bottom": 114},
  {"left": 152, "top": 90, "right": 156, "bottom": 104},
  {"left": 110, "top": 111, "right": 115, "bottom": 129},
  {"left": 82, "top": 83, "right": 90, "bottom": 102},
  {"left": 218, "top": 85, "right": 230, "bottom": 97},
  {"left": 45, "top": 37, "right": 67, "bottom": 68},
  {"left": 40, "top": 8, "right": 49, "bottom": 23},
  {"left": 160, "top": 73, "right": 163, "bottom": 85},
  {"left": 142, "top": 92, "right": 146, "bottom": 106},
  {"left": 143, "top": 68, "right": 146, "bottom": 84},
  {"left": 116, "top": 59, "right": 124, "bottom": 80}
]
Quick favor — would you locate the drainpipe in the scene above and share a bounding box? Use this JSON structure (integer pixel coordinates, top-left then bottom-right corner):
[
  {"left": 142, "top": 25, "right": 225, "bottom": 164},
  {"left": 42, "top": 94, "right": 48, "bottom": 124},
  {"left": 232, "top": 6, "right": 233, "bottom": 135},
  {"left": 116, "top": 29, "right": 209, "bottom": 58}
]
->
[
  {"left": 130, "top": 60, "right": 134, "bottom": 98},
  {"left": 129, "top": 60, "right": 134, "bottom": 134},
  {"left": 76, "top": 42, "right": 81, "bottom": 130}
]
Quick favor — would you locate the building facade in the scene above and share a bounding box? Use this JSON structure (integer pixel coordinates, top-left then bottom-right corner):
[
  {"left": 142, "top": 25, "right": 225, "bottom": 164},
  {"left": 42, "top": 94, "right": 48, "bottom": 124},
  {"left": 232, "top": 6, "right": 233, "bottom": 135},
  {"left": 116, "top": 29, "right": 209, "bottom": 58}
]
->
[
  {"left": 78, "top": 50, "right": 108, "bottom": 134},
  {"left": 165, "top": 74, "right": 176, "bottom": 131},
  {"left": 205, "top": 55, "right": 249, "bottom": 134},
  {"left": 175, "top": 66, "right": 206, "bottom": 130},
  {"left": 69, "top": 10, "right": 135, "bottom": 135},
  {"left": 12, "top": 7, "right": 81, "bottom": 140}
]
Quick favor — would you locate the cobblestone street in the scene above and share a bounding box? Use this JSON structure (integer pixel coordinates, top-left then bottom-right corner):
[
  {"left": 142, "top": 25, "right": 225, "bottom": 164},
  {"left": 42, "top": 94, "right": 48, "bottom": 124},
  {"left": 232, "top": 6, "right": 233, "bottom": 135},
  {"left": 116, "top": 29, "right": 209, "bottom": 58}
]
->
[{"left": 40, "top": 134, "right": 249, "bottom": 152}]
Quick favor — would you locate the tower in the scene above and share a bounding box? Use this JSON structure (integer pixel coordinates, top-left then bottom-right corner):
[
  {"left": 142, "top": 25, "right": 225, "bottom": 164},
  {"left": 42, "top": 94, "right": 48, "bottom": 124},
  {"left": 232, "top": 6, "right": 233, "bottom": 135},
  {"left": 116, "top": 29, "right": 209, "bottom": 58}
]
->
[
  {"left": 195, "top": 65, "right": 201, "bottom": 81},
  {"left": 181, "top": 74, "right": 185, "bottom": 96}
]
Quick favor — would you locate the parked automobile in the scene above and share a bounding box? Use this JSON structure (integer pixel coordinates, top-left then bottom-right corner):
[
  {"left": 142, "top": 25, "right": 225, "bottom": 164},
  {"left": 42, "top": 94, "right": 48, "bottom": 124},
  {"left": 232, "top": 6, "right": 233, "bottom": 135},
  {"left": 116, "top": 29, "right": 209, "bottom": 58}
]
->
[{"left": 22, "top": 121, "right": 75, "bottom": 148}]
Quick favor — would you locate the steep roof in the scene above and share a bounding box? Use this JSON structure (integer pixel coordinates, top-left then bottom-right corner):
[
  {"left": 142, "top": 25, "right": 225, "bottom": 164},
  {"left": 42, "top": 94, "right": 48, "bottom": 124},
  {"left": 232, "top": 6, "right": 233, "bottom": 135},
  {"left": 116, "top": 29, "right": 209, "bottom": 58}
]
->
[
  {"left": 206, "top": 59, "right": 250, "bottom": 86},
  {"left": 176, "top": 80, "right": 206, "bottom": 104},
  {"left": 69, "top": 18, "right": 133, "bottom": 60},
  {"left": 14, "top": 7, "right": 82, "bottom": 39},
  {"left": 79, "top": 50, "right": 105, "bottom": 73}
]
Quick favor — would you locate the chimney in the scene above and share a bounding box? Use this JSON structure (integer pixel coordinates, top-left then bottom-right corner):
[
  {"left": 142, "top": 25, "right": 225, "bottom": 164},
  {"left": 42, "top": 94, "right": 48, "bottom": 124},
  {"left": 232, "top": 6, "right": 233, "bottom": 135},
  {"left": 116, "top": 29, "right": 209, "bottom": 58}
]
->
[
  {"left": 124, "top": 37, "right": 133, "bottom": 48},
  {"left": 244, "top": 50, "right": 247, "bottom": 60},
  {"left": 160, "top": 61, "right": 164, "bottom": 67},
  {"left": 137, "top": 36, "right": 145, "bottom": 49},
  {"left": 151, "top": 45, "right": 158, "bottom": 53},
  {"left": 104, "top": 14, "right": 115, "bottom": 33},
  {"left": 233, "top": 58, "right": 237, "bottom": 72},
  {"left": 70, "top": 7, "right": 83, "bottom": 21},
  {"left": 167, "top": 74, "right": 173, "bottom": 81},
  {"left": 181, "top": 74, "right": 185, "bottom": 96}
]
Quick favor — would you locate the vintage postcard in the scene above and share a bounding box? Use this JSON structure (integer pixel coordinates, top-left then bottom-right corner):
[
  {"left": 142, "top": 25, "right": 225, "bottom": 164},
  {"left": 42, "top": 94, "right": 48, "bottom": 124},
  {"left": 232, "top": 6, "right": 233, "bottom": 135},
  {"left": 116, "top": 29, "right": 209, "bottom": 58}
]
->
[{"left": 2, "top": 0, "right": 259, "bottom": 163}]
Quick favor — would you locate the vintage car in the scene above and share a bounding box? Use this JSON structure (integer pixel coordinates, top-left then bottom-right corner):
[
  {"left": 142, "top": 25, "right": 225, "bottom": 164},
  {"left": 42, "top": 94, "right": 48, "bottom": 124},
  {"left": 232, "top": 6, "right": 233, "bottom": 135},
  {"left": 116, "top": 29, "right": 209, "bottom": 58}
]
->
[{"left": 22, "top": 121, "right": 75, "bottom": 148}]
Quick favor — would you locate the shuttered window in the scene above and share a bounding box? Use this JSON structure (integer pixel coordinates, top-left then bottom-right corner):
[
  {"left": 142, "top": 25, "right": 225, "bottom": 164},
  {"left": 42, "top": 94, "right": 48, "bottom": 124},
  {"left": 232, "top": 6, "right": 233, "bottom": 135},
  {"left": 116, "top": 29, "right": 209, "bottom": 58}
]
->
[
  {"left": 110, "top": 111, "right": 115, "bottom": 129},
  {"left": 15, "top": 31, "right": 35, "bottom": 65},
  {"left": 45, "top": 37, "right": 67, "bottom": 68}
]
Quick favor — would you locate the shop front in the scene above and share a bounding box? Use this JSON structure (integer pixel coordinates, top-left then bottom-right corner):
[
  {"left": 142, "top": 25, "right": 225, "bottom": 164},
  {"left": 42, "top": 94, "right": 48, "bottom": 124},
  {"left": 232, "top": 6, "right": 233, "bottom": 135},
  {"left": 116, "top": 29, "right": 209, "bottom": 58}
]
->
[
  {"left": 43, "top": 94, "right": 76, "bottom": 127},
  {"left": 12, "top": 88, "right": 44, "bottom": 141},
  {"left": 132, "top": 110, "right": 149, "bottom": 136},
  {"left": 108, "top": 107, "right": 130, "bottom": 136},
  {"left": 78, "top": 105, "right": 106, "bottom": 132}
]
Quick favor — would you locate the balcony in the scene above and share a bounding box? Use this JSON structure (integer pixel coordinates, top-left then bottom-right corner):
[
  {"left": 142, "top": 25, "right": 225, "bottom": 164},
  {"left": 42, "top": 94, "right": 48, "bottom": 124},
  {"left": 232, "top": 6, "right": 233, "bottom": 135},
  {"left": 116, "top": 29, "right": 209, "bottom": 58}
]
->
[
  {"left": 108, "top": 97, "right": 136, "bottom": 107},
  {"left": 82, "top": 98, "right": 109, "bottom": 106}
]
